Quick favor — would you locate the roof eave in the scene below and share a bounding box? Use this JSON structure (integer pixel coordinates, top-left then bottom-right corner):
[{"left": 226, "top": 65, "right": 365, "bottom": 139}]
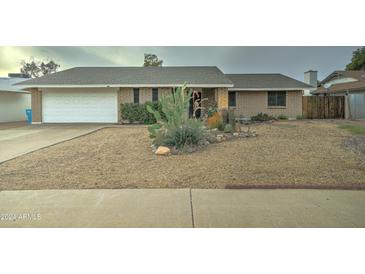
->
[
  {"left": 17, "top": 84, "right": 234, "bottom": 89},
  {"left": 0, "top": 89, "right": 30, "bottom": 94},
  {"left": 228, "top": 87, "right": 314, "bottom": 91}
]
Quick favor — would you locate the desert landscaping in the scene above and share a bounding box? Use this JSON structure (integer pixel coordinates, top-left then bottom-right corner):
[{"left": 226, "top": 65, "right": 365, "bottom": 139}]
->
[{"left": 0, "top": 120, "right": 364, "bottom": 190}]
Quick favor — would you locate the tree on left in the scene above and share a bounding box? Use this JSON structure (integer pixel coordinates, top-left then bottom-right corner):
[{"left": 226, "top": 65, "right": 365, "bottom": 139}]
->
[{"left": 20, "top": 57, "right": 60, "bottom": 78}]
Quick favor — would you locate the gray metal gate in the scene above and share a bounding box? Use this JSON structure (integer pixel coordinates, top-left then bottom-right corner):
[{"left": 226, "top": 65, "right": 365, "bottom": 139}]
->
[{"left": 349, "top": 92, "right": 365, "bottom": 119}]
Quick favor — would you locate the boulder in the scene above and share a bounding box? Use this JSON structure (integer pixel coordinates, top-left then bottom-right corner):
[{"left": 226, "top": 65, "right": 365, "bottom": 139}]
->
[{"left": 155, "top": 146, "right": 171, "bottom": 156}]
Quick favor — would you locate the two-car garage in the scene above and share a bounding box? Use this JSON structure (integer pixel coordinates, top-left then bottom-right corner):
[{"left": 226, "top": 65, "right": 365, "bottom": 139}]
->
[{"left": 41, "top": 88, "right": 118, "bottom": 123}]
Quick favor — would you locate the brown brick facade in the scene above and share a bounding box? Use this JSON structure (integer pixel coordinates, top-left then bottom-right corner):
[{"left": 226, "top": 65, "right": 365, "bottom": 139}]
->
[
  {"left": 216, "top": 88, "right": 228, "bottom": 109},
  {"left": 233, "top": 90, "right": 303, "bottom": 118},
  {"left": 118, "top": 87, "right": 173, "bottom": 105}
]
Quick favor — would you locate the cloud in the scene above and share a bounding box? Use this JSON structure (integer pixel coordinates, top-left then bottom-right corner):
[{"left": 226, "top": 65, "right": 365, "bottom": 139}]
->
[{"left": 0, "top": 46, "right": 358, "bottom": 80}]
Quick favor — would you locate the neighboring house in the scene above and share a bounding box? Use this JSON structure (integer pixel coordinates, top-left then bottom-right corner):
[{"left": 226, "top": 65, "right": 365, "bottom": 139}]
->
[
  {"left": 225, "top": 73, "right": 312, "bottom": 118},
  {"left": 0, "top": 74, "right": 31, "bottom": 123},
  {"left": 16, "top": 66, "right": 312, "bottom": 124},
  {"left": 312, "top": 70, "right": 365, "bottom": 119}
]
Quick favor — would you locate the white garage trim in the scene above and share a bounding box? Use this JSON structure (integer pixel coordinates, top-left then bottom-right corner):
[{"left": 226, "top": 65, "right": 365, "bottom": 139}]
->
[{"left": 42, "top": 88, "right": 118, "bottom": 123}]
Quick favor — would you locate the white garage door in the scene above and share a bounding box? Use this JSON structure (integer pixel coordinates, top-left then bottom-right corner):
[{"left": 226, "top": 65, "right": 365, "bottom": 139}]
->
[{"left": 42, "top": 89, "right": 118, "bottom": 123}]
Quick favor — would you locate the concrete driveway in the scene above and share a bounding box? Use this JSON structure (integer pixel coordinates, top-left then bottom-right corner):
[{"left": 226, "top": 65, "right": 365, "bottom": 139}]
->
[
  {"left": 0, "top": 124, "right": 104, "bottom": 163},
  {"left": 0, "top": 189, "right": 364, "bottom": 228}
]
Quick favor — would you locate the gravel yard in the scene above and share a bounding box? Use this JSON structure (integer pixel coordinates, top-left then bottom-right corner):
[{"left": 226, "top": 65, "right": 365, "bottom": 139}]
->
[{"left": 0, "top": 121, "right": 364, "bottom": 190}]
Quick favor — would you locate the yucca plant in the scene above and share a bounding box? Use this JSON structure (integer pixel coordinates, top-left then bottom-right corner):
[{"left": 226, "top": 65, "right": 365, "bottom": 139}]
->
[
  {"left": 147, "top": 84, "right": 192, "bottom": 138},
  {"left": 147, "top": 84, "right": 208, "bottom": 149}
]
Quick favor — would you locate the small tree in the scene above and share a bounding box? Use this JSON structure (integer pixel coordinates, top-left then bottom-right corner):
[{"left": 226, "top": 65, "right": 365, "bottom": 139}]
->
[
  {"left": 20, "top": 57, "right": 60, "bottom": 78},
  {"left": 143, "top": 53, "right": 163, "bottom": 67},
  {"left": 346, "top": 47, "right": 365, "bottom": 71}
]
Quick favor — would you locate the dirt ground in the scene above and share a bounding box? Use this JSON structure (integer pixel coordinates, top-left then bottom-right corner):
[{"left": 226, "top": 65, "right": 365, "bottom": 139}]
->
[{"left": 0, "top": 121, "right": 364, "bottom": 190}]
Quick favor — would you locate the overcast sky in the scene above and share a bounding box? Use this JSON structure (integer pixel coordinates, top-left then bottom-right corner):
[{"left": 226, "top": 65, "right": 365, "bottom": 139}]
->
[{"left": 0, "top": 46, "right": 359, "bottom": 81}]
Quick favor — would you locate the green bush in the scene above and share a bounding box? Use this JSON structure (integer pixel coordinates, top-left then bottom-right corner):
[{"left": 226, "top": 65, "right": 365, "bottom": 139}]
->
[
  {"left": 296, "top": 114, "right": 304, "bottom": 120},
  {"left": 228, "top": 109, "right": 236, "bottom": 129},
  {"left": 251, "top": 112, "right": 275, "bottom": 122},
  {"left": 155, "top": 119, "right": 207, "bottom": 149},
  {"left": 277, "top": 114, "right": 288, "bottom": 120},
  {"left": 206, "top": 102, "right": 218, "bottom": 118},
  {"left": 147, "top": 84, "right": 208, "bottom": 150},
  {"left": 217, "top": 119, "right": 225, "bottom": 131},
  {"left": 221, "top": 108, "right": 229, "bottom": 125},
  {"left": 120, "top": 102, "right": 164, "bottom": 124},
  {"left": 224, "top": 124, "right": 233, "bottom": 133}
]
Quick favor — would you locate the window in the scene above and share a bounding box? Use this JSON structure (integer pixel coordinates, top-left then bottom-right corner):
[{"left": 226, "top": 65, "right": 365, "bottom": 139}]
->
[
  {"left": 152, "top": 88, "right": 158, "bottom": 102},
  {"left": 268, "top": 91, "right": 286, "bottom": 107},
  {"left": 133, "top": 88, "right": 139, "bottom": 104},
  {"left": 228, "top": 91, "right": 236, "bottom": 107}
]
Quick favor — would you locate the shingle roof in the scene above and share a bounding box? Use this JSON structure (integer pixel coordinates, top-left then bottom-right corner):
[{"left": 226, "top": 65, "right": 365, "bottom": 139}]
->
[
  {"left": 320, "top": 70, "right": 365, "bottom": 84},
  {"left": 312, "top": 81, "right": 365, "bottom": 95},
  {"left": 225, "top": 73, "right": 313, "bottom": 90},
  {"left": 16, "top": 66, "right": 233, "bottom": 87},
  {"left": 0, "top": 77, "right": 30, "bottom": 93}
]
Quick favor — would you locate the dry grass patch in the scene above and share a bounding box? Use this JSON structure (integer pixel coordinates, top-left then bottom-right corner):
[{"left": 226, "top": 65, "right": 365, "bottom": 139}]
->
[{"left": 0, "top": 121, "right": 364, "bottom": 190}]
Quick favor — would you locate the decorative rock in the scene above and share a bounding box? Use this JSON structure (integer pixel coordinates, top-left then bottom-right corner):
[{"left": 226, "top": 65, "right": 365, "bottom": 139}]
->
[
  {"left": 204, "top": 141, "right": 210, "bottom": 146},
  {"left": 216, "top": 134, "right": 224, "bottom": 142},
  {"left": 155, "top": 146, "right": 171, "bottom": 156},
  {"left": 233, "top": 132, "right": 239, "bottom": 136}
]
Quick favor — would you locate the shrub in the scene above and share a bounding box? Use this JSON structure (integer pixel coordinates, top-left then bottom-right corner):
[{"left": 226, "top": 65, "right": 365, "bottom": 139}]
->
[
  {"left": 221, "top": 108, "right": 229, "bottom": 126},
  {"left": 296, "top": 114, "right": 304, "bottom": 120},
  {"left": 228, "top": 109, "right": 236, "bottom": 129},
  {"left": 120, "top": 102, "right": 164, "bottom": 124},
  {"left": 251, "top": 112, "right": 275, "bottom": 122},
  {"left": 144, "top": 102, "right": 166, "bottom": 124},
  {"left": 147, "top": 84, "right": 208, "bottom": 150},
  {"left": 224, "top": 124, "right": 233, "bottom": 133},
  {"left": 155, "top": 119, "right": 207, "bottom": 149},
  {"left": 277, "top": 114, "right": 288, "bottom": 120},
  {"left": 206, "top": 102, "right": 218, "bottom": 118},
  {"left": 120, "top": 103, "right": 143, "bottom": 123},
  {"left": 206, "top": 112, "right": 223, "bottom": 129}
]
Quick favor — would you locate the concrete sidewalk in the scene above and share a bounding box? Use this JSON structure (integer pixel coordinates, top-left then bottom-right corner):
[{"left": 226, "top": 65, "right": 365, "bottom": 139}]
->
[
  {"left": 0, "top": 124, "right": 103, "bottom": 163},
  {"left": 0, "top": 189, "right": 364, "bottom": 228}
]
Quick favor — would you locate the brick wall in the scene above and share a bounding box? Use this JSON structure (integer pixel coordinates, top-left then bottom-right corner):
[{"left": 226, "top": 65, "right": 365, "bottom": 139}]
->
[
  {"left": 216, "top": 88, "right": 228, "bottom": 109},
  {"left": 233, "top": 90, "right": 303, "bottom": 118}
]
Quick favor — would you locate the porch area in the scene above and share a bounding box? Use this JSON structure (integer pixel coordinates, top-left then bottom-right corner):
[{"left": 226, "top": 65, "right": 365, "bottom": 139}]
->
[{"left": 191, "top": 87, "right": 228, "bottom": 117}]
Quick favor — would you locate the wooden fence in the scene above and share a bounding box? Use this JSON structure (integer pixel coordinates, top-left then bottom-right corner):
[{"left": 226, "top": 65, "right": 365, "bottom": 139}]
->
[{"left": 302, "top": 96, "right": 345, "bottom": 119}]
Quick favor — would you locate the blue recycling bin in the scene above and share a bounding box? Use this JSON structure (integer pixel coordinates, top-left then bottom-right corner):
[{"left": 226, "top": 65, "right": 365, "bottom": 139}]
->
[{"left": 25, "top": 109, "right": 32, "bottom": 124}]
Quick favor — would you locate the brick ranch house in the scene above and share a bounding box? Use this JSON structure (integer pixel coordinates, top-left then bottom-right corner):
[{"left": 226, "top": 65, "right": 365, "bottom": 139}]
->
[{"left": 16, "top": 66, "right": 313, "bottom": 124}]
